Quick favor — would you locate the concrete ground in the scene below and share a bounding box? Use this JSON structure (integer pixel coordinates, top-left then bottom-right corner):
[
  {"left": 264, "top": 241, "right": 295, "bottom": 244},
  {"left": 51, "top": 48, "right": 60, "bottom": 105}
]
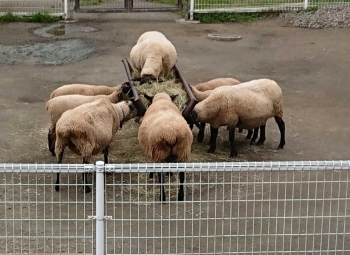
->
[{"left": 0, "top": 12, "right": 349, "bottom": 254}]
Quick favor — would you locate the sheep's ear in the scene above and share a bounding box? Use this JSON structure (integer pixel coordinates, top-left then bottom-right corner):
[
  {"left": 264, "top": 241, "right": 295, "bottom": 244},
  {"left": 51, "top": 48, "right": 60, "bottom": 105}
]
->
[
  {"left": 144, "top": 94, "right": 154, "bottom": 103},
  {"left": 170, "top": 94, "right": 178, "bottom": 102}
]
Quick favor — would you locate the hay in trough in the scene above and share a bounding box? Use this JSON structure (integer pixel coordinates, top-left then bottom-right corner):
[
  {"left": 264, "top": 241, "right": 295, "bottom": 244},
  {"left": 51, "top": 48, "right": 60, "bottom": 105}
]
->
[{"left": 130, "top": 68, "right": 189, "bottom": 111}]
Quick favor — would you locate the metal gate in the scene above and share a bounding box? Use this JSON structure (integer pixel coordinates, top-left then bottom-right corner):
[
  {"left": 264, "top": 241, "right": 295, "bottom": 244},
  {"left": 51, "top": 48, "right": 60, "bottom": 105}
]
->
[{"left": 75, "top": 0, "right": 182, "bottom": 13}]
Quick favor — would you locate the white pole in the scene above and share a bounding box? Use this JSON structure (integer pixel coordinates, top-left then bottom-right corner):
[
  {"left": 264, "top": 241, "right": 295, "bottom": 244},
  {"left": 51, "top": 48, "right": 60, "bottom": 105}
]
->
[
  {"left": 304, "top": 0, "right": 308, "bottom": 9},
  {"left": 190, "top": 0, "right": 194, "bottom": 20},
  {"left": 95, "top": 161, "right": 105, "bottom": 255},
  {"left": 64, "top": 0, "right": 69, "bottom": 19}
]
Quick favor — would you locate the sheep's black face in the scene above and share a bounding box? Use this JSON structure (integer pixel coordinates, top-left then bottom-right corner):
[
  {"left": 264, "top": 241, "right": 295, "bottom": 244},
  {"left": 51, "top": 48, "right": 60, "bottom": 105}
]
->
[
  {"left": 121, "top": 82, "right": 134, "bottom": 100},
  {"left": 140, "top": 74, "right": 155, "bottom": 85}
]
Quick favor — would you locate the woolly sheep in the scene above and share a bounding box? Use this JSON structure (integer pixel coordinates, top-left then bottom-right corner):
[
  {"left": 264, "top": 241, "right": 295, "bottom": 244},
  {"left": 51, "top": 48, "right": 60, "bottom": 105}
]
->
[
  {"left": 189, "top": 77, "right": 256, "bottom": 142},
  {"left": 130, "top": 31, "right": 177, "bottom": 85},
  {"left": 54, "top": 98, "right": 137, "bottom": 193},
  {"left": 138, "top": 93, "right": 193, "bottom": 202},
  {"left": 49, "top": 83, "right": 124, "bottom": 99},
  {"left": 189, "top": 78, "right": 285, "bottom": 157},
  {"left": 46, "top": 86, "right": 124, "bottom": 157}
]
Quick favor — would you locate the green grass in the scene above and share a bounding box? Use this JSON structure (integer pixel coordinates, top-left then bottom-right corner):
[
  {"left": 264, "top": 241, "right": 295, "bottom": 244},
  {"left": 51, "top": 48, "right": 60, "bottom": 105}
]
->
[
  {"left": 80, "top": 0, "right": 103, "bottom": 6},
  {"left": 0, "top": 12, "right": 61, "bottom": 23},
  {"left": 195, "top": 12, "right": 279, "bottom": 23}
]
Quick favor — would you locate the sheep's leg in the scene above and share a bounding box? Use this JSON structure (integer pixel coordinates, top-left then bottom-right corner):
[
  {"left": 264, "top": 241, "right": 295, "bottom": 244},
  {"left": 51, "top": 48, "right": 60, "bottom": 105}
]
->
[
  {"left": 149, "top": 172, "right": 154, "bottom": 179},
  {"left": 103, "top": 146, "right": 109, "bottom": 164},
  {"left": 189, "top": 123, "right": 194, "bottom": 130},
  {"left": 48, "top": 125, "right": 56, "bottom": 156},
  {"left": 82, "top": 158, "right": 91, "bottom": 194},
  {"left": 228, "top": 127, "right": 238, "bottom": 158},
  {"left": 178, "top": 171, "right": 185, "bottom": 201},
  {"left": 246, "top": 129, "right": 253, "bottom": 139},
  {"left": 158, "top": 172, "right": 166, "bottom": 203},
  {"left": 207, "top": 126, "right": 216, "bottom": 145},
  {"left": 238, "top": 128, "right": 243, "bottom": 133},
  {"left": 249, "top": 127, "right": 260, "bottom": 145},
  {"left": 197, "top": 122, "right": 206, "bottom": 143},
  {"left": 274, "top": 117, "right": 286, "bottom": 149},
  {"left": 257, "top": 124, "right": 266, "bottom": 146},
  {"left": 55, "top": 151, "right": 64, "bottom": 192},
  {"left": 207, "top": 126, "right": 218, "bottom": 154}
]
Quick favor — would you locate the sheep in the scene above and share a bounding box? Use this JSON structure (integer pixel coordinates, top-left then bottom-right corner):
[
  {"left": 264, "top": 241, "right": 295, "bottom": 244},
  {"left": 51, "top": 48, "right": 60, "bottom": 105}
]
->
[
  {"left": 188, "top": 77, "right": 256, "bottom": 142},
  {"left": 130, "top": 31, "right": 177, "bottom": 85},
  {"left": 49, "top": 83, "right": 125, "bottom": 99},
  {"left": 46, "top": 86, "right": 125, "bottom": 157},
  {"left": 54, "top": 98, "right": 137, "bottom": 193},
  {"left": 189, "top": 78, "right": 285, "bottom": 158},
  {"left": 138, "top": 92, "right": 193, "bottom": 202}
]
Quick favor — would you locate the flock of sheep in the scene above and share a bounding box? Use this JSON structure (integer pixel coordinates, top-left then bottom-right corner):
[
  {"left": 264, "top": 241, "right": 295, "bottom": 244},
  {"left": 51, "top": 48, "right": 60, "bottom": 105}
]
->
[{"left": 45, "top": 30, "right": 286, "bottom": 202}]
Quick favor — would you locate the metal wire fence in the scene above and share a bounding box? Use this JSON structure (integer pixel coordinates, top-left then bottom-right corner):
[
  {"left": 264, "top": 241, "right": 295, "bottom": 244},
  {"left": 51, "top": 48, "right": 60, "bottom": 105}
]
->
[
  {"left": 1, "top": 161, "right": 349, "bottom": 254},
  {"left": 190, "top": 0, "right": 350, "bottom": 19},
  {"left": 0, "top": 164, "right": 95, "bottom": 254},
  {"left": 0, "top": 0, "right": 67, "bottom": 16}
]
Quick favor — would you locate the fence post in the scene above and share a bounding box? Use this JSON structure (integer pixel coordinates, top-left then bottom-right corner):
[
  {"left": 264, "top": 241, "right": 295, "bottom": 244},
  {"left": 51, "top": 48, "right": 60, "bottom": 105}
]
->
[
  {"left": 304, "top": 0, "right": 308, "bottom": 9},
  {"left": 95, "top": 161, "right": 105, "bottom": 255},
  {"left": 190, "top": 0, "right": 194, "bottom": 20},
  {"left": 63, "top": 0, "right": 69, "bottom": 19}
]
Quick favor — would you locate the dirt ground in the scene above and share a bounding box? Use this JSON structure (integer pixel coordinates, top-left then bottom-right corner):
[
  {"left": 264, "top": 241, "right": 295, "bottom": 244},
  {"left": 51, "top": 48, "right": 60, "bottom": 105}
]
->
[{"left": 0, "top": 12, "right": 350, "bottom": 254}]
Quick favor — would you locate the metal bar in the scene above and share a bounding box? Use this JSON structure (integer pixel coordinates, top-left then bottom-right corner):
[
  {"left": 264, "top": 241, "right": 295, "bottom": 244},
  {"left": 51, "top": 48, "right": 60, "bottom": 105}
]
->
[
  {"left": 104, "top": 160, "right": 350, "bottom": 172},
  {"left": 190, "top": 0, "right": 194, "bottom": 20},
  {"left": 95, "top": 161, "right": 105, "bottom": 255},
  {"left": 0, "top": 163, "right": 94, "bottom": 173},
  {"left": 75, "top": 8, "right": 179, "bottom": 13}
]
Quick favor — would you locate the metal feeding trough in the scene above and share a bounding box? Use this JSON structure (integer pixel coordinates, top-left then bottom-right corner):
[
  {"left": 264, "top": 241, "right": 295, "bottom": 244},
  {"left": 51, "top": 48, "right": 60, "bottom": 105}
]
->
[{"left": 121, "top": 58, "right": 198, "bottom": 121}]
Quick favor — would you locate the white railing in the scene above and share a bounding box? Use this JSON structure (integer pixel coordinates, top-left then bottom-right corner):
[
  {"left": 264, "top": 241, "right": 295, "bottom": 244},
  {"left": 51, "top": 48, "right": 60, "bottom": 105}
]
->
[
  {"left": 1, "top": 160, "right": 349, "bottom": 254},
  {"left": 189, "top": 0, "right": 350, "bottom": 20},
  {"left": 0, "top": 0, "right": 68, "bottom": 18}
]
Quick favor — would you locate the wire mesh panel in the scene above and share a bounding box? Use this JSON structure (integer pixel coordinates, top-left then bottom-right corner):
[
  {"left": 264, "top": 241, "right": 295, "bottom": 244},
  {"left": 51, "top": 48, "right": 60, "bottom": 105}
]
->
[
  {"left": 0, "top": 0, "right": 64, "bottom": 15},
  {"left": 193, "top": 0, "right": 350, "bottom": 13},
  {"left": 104, "top": 162, "right": 350, "bottom": 254},
  {"left": 0, "top": 163, "right": 95, "bottom": 254}
]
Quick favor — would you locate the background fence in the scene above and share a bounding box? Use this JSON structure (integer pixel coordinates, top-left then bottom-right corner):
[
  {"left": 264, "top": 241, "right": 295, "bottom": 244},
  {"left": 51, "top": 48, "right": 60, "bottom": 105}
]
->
[
  {"left": 1, "top": 161, "right": 349, "bottom": 254},
  {"left": 0, "top": 0, "right": 68, "bottom": 17},
  {"left": 189, "top": 0, "right": 350, "bottom": 20}
]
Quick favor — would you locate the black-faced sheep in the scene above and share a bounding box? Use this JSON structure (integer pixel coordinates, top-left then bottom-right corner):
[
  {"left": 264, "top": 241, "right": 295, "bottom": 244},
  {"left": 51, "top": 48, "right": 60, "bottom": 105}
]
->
[
  {"left": 189, "top": 78, "right": 285, "bottom": 157},
  {"left": 188, "top": 77, "right": 256, "bottom": 142},
  {"left": 130, "top": 31, "right": 177, "bottom": 85},
  {"left": 46, "top": 86, "right": 124, "bottom": 157},
  {"left": 138, "top": 93, "right": 193, "bottom": 202},
  {"left": 49, "top": 83, "right": 124, "bottom": 99},
  {"left": 54, "top": 98, "right": 137, "bottom": 193}
]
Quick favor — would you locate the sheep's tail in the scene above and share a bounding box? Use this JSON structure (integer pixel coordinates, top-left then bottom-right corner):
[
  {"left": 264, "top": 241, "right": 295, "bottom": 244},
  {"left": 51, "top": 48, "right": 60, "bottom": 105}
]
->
[
  {"left": 274, "top": 97, "right": 284, "bottom": 119},
  {"left": 151, "top": 136, "right": 178, "bottom": 163},
  {"left": 191, "top": 86, "right": 211, "bottom": 102},
  {"left": 108, "top": 84, "right": 123, "bottom": 103},
  {"left": 55, "top": 129, "right": 70, "bottom": 163}
]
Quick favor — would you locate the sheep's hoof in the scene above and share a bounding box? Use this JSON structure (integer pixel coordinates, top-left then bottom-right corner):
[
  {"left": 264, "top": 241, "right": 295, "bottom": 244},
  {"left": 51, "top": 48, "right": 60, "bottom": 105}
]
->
[
  {"left": 178, "top": 194, "right": 184, "bottom": 201},
  {"left": 230, "top": 151, "right": 238, "bottom": 158},
  {"left": 207, "top": 147, "right": 215, "bottom": 153},
  {"left": 50, "top": 150, "right": 56, "bottom": 157},
  {"left": 84, "top": 186, "right": 91, "bottom": 194},
  {"left": 257, "top": 139, "right": 265, "bottom": 146},
  {"left": 249, "top": 141, "right": 255, "bottom": 145},
  {"left": 278, "top": 144, "right": 285, "bottom": 149},
  {"left": 55, "top": 185, "right": 60, "bottom": 192},
  {"left": 197, "top": 136, "right": 204, "bottom": 143}
]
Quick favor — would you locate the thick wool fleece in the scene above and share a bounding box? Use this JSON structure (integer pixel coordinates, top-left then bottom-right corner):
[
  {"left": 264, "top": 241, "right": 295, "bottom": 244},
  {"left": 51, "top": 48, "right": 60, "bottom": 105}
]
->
[
  {"left": 193, "top": 79, "right": 284, "bottom": 129},
  {"left": 55, "top": 99, "right": 135, "bottom": 162},
  {"left": 136, "top": 31, "right": 168, "bottom": 44},
  {"left": 194, "top": 77, "right": 241, "bottom": 92},
  {"left": 130, "top": 31, "right": 177, "bottom": 79},
  {"left": 46, "top": 86, "right": 122, "bottom": 125},
  {"left": 50, "top": 84, "right": 121, "bottom": 99},
  {"left": 138, "top": 93, "right": 193, "bottom": 163}
]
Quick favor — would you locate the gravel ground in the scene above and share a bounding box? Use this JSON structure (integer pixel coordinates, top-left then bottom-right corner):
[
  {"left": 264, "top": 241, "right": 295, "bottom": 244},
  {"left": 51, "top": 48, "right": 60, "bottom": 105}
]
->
[
  {"left": 0, "top": 39, "right": 96, "bottom": 65},
  {"left": 280, "top": 6, "right": 350, "bottom": 28}
]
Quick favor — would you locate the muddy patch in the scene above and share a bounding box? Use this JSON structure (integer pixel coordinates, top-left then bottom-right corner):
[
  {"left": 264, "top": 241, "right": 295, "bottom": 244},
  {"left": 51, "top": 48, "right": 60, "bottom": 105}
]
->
[
  {"left": 33, "top": 24, "right": 98, "bottom": 38},
  {"left": 0, "top": 39, "right": 96, "bottom": 65}
]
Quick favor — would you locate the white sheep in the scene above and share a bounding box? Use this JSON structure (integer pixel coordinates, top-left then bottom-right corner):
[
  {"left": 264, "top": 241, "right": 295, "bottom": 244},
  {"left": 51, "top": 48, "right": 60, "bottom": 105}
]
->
[
  {"left": 46, "top": 86, "right": 124, "bottom": 156},
  {"left": 49, "top": 83, "right": 124, "bottom": 99},
  {"left": 130, "top": 31, "right": 177, "bottom": 85},
  {"left": 138, "top": 92, "right": 193, "bottom": 202},
  {"left": 189, "top": 78, "right": 285, "bottom": 157},
  {"left": 189, "top": 77, "right": 256, "bottom": 142},
  {"left": 54, "top": 98, "right": 137, "bottom": 193}
]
